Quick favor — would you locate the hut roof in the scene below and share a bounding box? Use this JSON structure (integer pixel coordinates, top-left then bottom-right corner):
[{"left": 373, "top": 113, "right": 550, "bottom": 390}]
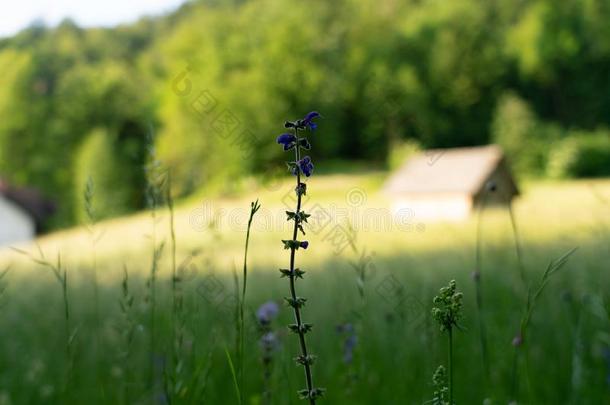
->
[{"left": 384, "top": 145, "right": 511, "bottom": 195}]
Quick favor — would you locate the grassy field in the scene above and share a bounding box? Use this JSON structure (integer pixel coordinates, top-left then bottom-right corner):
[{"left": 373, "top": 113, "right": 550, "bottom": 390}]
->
[{"left": 0, "top": 172, "right": 609, "bottom": 404}]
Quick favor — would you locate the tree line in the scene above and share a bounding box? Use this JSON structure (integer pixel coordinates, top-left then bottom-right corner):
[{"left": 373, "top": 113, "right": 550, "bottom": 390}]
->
[{"left": 0, "top": 0, "right": 609, "bottom": 228}]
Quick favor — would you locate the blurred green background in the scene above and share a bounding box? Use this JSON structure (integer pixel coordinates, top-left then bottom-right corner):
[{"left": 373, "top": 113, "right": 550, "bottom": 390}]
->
[
  {"left": 1, "top": 0, "right": 610, "bottom": 229},
  {"left": 1, "top": 2, "right": 610, "bottom": 404}
]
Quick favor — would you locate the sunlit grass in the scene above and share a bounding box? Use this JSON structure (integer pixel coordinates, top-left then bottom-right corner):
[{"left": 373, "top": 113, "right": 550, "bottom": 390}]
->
[
  {"left": 0, "top": 173, "right": 608, "bottom": 403},
  {"left": 2, "top": 174, "right": 608, "bottom": 275},
  {"left": 1, "top": 174, "right": 608, "bottom": 280}
]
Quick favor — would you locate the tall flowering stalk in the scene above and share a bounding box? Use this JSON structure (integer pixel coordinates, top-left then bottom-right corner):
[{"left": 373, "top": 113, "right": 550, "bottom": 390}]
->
[
  {"left": 509, "top": 247, "right": 577, "bottom": 401},
  {"left": 431, "top": 280, "right": 464, "bottom": 405},
  {"left": 14, "top": 248, "right": 74, "bottom": 399},
  {"left": 144, "top": 132, "right": 167, "bottom": 396},
  {"left": 276, "top": 111, "right": 325, "bottom": 403},
  {"left": 237, "top": 199, "right": 261, "bottom": 404}
]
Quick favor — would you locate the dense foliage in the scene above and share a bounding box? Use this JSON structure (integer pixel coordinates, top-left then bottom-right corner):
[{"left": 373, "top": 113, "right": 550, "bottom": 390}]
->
[{"left": 1, "top": 0, "right": 610, "bottom": 228}]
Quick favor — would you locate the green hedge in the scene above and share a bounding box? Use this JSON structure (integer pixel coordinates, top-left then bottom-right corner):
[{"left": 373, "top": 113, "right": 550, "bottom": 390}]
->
[
  {"left": 73, "top": 128, "right": 137, "bottom": 223},
  {"left": 547, "top": 130, "right": 610, "bottom": 178},
  {"left": 492, "top": 92, "right": 563, "bottom": 177}
]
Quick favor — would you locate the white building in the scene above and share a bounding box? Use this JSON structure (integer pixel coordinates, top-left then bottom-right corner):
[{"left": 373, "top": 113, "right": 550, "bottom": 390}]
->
[
  {"left": 0, "top": 180, "right": 54, "bottom": 246},
  {"left": 383, "top": 145, "right": 519, "bottom": 222},
  {"left": 0, "top": 194, "right": 36, "bottom": 245}
]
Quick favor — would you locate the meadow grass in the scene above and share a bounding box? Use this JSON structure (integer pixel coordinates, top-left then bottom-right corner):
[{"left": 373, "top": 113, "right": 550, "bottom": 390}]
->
[{"left": 0, "top": 174, "right": 608, "bottom": 404}]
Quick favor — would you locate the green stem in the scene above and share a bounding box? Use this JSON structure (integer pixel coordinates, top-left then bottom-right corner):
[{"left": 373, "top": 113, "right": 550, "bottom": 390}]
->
[
  {"left": 289, "top": 127, "right": 316, "bottom": 405},
  {"left": 167, "top": 173, "right": 181, "bottom": 401},
  {"left": 92, "top": 245, "right": 99, "bottom": 333},
  {"left": 524, "top": 345, "right": 533, "bottom": 402},
  {"left": 168, "top": 174, "right": 177, "bottom": 324},
  {"left": 510, "top": 346, "right": 520, "bottom": 400},
  {"left": 508, "top": 201, "right": 528, "bottom": 293},
  {"left": 149, "top": 205, "right": 159, "bottom": 390},
  {"left": 448, "top": 327, "right": 454, "bottom": 405},
  {"left": 61, "top": 267, "right": 72, "bottom": 400},
  {"left": 474, "top": 194, "right": 490, "bottom": 381},
  {"left": 238, "top": 199, "right": 258, "bottom": 404}
]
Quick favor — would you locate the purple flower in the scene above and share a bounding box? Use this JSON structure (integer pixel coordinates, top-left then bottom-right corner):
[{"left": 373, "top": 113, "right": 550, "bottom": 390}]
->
[
  {"left": 298, "top": 156, "right": 314, "bottom": 177},
  {"left": 343, "top": 334, "right": 358, "bottom": 364},
  {"left": 285, "top": 111, "right": 321, "bottom": 131},
  {"left": 260, "top": 331, "right": 279, "bottom": 351},
  {"left": 302, "top": 111, "right": 320, "bottom": 131},
  {"left": 299, "top": 241, "right": 309, "bottom": 249},
  {"left": 336, "top": 323, "right": 354, "bottom": 334},
  {"left": 337, "top": 323, "right": 357, "bottom": 364},
  {"left": 512, "top": 334, "right": 523, "bottom": 347},
  {"left": 257, "top": 301, "right": 280, "bottom": 325},
  {"left": 303, "top": 111, "right": 320, "bottom": 122},
  {"left": 298, "top": 138, "right": 311, "bottom": 150},
  {"left": 277, "top": 133, "right": 297, "bottom": 151}
]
